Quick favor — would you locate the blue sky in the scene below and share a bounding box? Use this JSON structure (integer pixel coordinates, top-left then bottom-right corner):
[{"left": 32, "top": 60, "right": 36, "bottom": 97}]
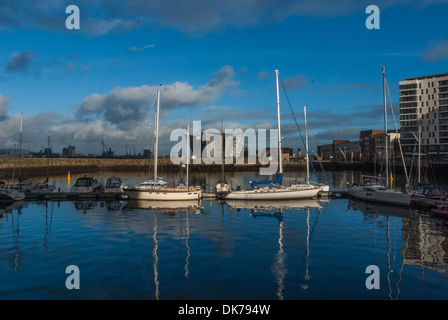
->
[{"left": 1, "top": 0, "right": 448, "bottom": 156}]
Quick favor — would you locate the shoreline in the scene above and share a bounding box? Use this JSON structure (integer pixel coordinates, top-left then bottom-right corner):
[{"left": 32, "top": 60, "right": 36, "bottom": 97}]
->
[
  {"left": 3, "top": 157, "right": 448, "bottom": 180},
  {"left": 0, "top": 157, "right": 368, "bottom": 179}
]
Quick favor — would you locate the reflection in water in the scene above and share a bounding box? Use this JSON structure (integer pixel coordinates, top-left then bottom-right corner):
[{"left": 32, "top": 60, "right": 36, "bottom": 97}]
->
[
  {"left": 3, "top": 202, "right": 25, "bottom": 272},
  {"left": 224, "top": 200, "right": 323, "bottom": 300},
  {"left": 124, "top": 200, "right": 202, "bottom": 215},
  {"left": 1, "top": 170, "right": 448, "bottom": 299},
  {"left": 43, "top": 201, "right": 54, "bottom": 254},
  {"left": 185, "top": 210, "right": 190, "bottom": 279},
  {"left": 153, "top": 211, "right": 159, "bottom": 300},
  {"left": 123, "top": 200, "right": 204, "bottom": 300},
  {"left": 348, "top": 197, "right": 448, "bottom": 298},
  {"left": 272, "top": 217, "right": 285, "bottom": 300}
]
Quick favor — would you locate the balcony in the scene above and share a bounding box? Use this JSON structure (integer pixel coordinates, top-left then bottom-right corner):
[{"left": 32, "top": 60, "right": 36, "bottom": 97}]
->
[
  {"left": 399, "top": 96, "right": 417, "bottom": 102},
  {"left": 399, "top": 84, "right": 418, "bottom": 90}
]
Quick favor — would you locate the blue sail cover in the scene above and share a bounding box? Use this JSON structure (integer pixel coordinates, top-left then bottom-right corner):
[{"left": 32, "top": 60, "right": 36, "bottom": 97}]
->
[{"left": 250, "top": 173, "right": 283, "bottom": 187}]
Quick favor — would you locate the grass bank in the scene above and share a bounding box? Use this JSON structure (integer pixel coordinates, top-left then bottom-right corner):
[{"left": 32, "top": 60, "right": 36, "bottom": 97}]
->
[{"left": 0, "top": 157, "right": 366, "bottom": 180}]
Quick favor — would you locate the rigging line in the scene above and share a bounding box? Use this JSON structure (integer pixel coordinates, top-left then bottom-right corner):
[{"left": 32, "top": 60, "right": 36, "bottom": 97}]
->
[
  {"left": 279, "top": 77, "right": 319, "bottom": 183},
  {"left": 307, "top": 122, "right": 329, "bottom": 185},
  {"left": 138, "top": 92, "right": 158, "bottom": 145},
  {"left": 385, "top": 77, "right": 410, "bottom": 190}
]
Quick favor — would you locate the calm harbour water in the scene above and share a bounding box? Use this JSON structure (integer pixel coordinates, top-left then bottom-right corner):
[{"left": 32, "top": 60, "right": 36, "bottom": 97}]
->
[{"left": 1, "top": 170, "right": 448, "bottom": 300}]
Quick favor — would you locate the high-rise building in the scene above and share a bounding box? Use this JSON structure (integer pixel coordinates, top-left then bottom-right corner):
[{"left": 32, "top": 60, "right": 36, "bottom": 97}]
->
[{"left": 399, "top": 72, "right": 448, "bottom": 161}]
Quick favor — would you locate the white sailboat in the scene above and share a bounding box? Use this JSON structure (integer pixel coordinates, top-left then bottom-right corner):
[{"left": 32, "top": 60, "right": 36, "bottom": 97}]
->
[
  {"left": 124, "top": 88, "right": 202, "bottom": 201},
  {"left": 348, "top": 66, "right": 410, "bottom": 206},
  {"left": 216, "top": 122, "right": 231, "bottom": 197},
  {"left": 0, "top": 184, "right": 26, "bottom": 202},
  {"left": 222, "top": 69, "right": 323, "bottom": 201},
  {"left": 409, "top": 125, "right": 447, "bottom": 207},
  {"left": 33, "top": 132, "right": 56, "bottom": 193}
]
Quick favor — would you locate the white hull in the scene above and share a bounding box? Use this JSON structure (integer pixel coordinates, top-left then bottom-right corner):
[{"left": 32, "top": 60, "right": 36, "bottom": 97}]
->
[
  {"left": 349, "top": 186, "right": 410, "bottom": 206},
  {"left": 124, "top": 188, "right": 202, "bottom": 201},
  {"left": 410, "top": 194, "right": 447, "bottom": 208},
  {"left": 0, "top": 188, "right": 26, "bottom": 201},
  {"left": 70, "top": 177, "right": 102, "bottom": 193},
  {"left": 33, "top": 183, "right": 56, "bottom": 193},
  {"left": 225, "top": 199, "right": 322, "bottom": 210},
  {"left": 71, "top": 186, "right": 101, "bottom": 193},
  {"left": 125, "top": 199, "right": 201, "bottom": 211},
  {"left": 224, "top": 186, "right": 320, "bottom": 200}
]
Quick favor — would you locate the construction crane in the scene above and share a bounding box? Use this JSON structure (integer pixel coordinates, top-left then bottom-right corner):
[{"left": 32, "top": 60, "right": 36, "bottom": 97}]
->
[
  {"left": 101, "top": 139, "right": 113, "bottom": 158},
  {"left": 338, "top": 148, "right": 347, "bottom": 161}
]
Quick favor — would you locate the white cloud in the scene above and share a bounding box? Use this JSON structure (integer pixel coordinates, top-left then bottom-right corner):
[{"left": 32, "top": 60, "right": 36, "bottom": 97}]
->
[
  {"left": 128, "top": 44, "right": 155, "bottom": 52},
  {"left": 423, "top": 39, "right": 448, "bottom": 62}
]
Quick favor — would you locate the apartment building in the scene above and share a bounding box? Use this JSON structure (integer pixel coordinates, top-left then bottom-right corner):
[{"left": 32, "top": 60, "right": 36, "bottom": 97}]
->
[
  {"left": 359, "top": 129, "right": 401, "bottom": 160},
  {"left": 399, "top": 72, "right": 448, "bottom": 161}
]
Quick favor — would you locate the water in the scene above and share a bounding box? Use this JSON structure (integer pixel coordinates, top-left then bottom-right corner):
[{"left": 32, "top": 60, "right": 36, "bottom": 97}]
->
[{"left": 1, "top": 170, "right": 448, "bottom": 300}]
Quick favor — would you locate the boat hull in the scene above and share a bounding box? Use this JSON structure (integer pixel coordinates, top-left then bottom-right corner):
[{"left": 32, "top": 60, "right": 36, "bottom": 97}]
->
[
  {"left": 0, "top": 189, "right": 26, "bottom": 202},
  {"left": 349, "top": 187, "right": 410, "bottom": 206},
  {"left": 223, "top": 187, "right": 320, "bottom": 200},
  {"left": 124, "top": 188, "right": 202, "bottom": 201},
  {"left": 411, "top": 195, "right": 447, "bottom": 208}
]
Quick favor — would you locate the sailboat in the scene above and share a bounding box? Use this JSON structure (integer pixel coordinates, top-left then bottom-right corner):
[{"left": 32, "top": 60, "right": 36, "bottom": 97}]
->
[
  {"left": 409, "top": 125, "right": 447, "bottom": 207},
  {"left": 1, "top": 114, "right": 26, "bottom": 201},
  {"left": 124, "top": 87, "right": 202, "bottom": 201},
  {"left": 221, "top": 69, "right": 323, "bottom": 201},
  {"left": 348, "top": 66, "right": 410, "bottom": 206},
  {"left": 33, "top": 132, "right": 56, "bottom": 193},
  {"left": 0, "top": 184, "right": 26, "bottom": 202},
  {"left": 216, "top": 122, "right": 231, "bottom": 198}
]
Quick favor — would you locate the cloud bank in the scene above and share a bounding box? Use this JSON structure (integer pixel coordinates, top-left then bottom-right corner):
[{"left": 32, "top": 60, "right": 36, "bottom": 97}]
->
[{"left": 0, "top": 0, "right": 443, "bottom": 36}]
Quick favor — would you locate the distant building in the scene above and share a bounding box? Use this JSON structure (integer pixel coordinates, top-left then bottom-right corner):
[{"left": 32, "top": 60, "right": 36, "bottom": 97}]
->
[
  {"left": 62, "top": 145, "right": 76, "bottom": 157},
  {"left": 399, "top": 72, "right": 448, "bottom": 161},
  {"left": 359, "top": 130, "right": 400, "bottom": 160},
  {"left": 143, "top": 149, "right": 153, "bottom": 159},
  {"left": 317, "top": 140, "right": 360, "bottom": 161}
]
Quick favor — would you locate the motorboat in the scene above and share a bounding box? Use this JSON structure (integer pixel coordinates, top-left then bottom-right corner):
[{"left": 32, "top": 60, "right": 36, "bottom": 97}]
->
[
  {"left": 70, "top": 176, "right": 103, "bottom": 193},
  {"left": 348, "top": 177, "right": 410, "bottom": 206},
  {"left": 410, "top": 184, "right": 447, "bottom": 208},
  {"left": 431, "top": 204, "right": 448, "bottom": 219},
  {"left": 0, "top": 183, "right": 26, "bottom": 202},
  {"left": 104, "top": 176, "right": 128, "bottom": 193}
]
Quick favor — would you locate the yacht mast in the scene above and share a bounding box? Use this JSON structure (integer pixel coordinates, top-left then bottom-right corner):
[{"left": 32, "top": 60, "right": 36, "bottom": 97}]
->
[
  {"left": 275, "top": 70, "right": 283, "bottom": 178},
  {"left": 304, "top": 105, "right": 310, "bottom": 184},
  {"left": 18, "top": 113, "right": 23, "bottom": 178},
  {"left": 382, "top": 66, "right": 389, "bottom": 188},
  {"left": 186, "top": 122, "right": 190, "bottom": 187},
  {"left": 154, "top": 88, "right": 160, "bottom": 185}
]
